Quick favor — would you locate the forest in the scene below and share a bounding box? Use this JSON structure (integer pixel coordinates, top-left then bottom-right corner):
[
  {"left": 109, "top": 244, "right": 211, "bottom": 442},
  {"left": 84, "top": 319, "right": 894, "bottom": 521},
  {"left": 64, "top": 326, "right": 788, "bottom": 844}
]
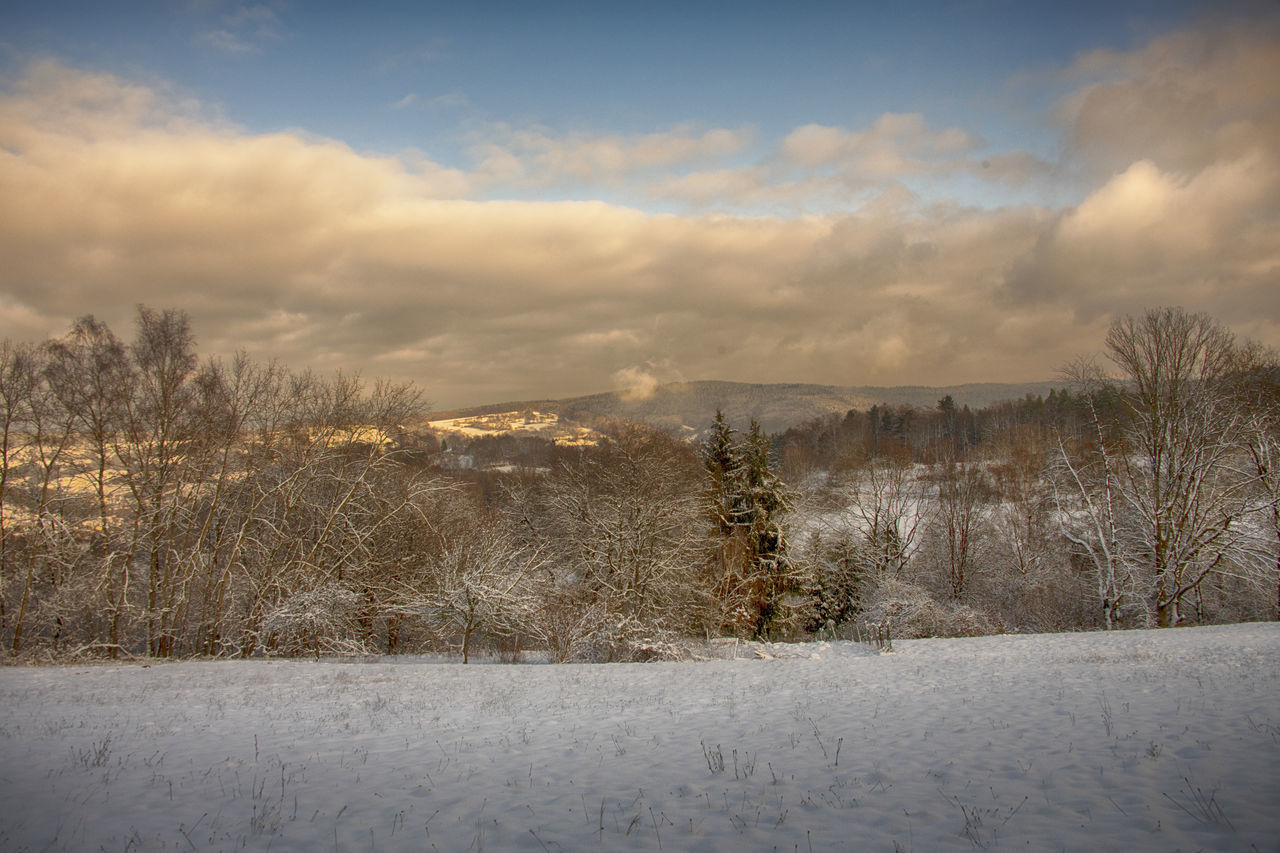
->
[{"left": 0, "top": 306, "right": 1276, "bottom": 662}]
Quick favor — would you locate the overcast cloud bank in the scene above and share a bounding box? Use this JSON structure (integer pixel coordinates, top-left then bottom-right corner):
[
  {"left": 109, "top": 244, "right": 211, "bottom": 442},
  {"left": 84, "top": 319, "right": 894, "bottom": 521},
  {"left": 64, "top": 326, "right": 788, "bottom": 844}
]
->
[{"left": 1, "top": 20, "right": 1277, "bottom": 408}]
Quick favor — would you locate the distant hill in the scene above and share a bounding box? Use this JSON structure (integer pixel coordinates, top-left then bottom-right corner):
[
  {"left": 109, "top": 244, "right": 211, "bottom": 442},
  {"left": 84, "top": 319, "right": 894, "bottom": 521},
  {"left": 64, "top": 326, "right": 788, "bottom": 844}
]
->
[{"left": 424, "top": 380, "right": 1061, "bottom": 437}]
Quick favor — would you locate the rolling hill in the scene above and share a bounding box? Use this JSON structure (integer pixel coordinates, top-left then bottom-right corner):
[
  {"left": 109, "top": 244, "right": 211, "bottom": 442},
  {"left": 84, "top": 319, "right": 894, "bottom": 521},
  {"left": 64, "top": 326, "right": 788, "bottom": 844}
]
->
[{"left": 424, "top": 379, "right": 1061, "bottom": 437}]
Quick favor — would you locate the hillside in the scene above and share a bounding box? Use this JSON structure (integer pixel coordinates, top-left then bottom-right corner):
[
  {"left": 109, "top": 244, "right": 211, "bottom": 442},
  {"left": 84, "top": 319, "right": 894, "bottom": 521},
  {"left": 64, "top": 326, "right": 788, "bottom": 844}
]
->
[{"left": 425, "top": 379, "right": 1061, "bottom": 437}]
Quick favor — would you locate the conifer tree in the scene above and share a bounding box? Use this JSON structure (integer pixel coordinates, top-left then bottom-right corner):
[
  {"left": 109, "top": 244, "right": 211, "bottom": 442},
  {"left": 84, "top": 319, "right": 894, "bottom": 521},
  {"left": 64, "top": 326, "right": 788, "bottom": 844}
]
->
[
  {"left": 701, "top": 413, "right": 803, "bottom": 638},
  {"left": 702, "top": 410, "right": 744, "bottom": 536},
  {"left": 741, "top": 420, "right": 800, "bottom": 636}
]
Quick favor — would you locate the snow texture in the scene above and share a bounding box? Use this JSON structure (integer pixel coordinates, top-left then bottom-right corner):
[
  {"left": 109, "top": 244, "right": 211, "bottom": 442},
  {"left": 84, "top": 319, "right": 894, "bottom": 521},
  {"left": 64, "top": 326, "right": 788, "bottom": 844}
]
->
[{"left": 2, "top": 624, "right": 1278, "bottom": 851}]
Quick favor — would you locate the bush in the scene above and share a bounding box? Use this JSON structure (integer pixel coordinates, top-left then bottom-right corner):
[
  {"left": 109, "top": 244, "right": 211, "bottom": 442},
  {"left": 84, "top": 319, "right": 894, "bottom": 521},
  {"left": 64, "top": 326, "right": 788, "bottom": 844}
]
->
[{"left": 859, "top": 578, "right": 1001, "bottom": 639}]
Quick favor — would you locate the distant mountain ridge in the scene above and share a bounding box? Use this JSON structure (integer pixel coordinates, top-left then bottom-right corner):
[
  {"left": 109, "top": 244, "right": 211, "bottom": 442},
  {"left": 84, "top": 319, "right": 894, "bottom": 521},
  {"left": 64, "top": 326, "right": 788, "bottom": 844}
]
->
[{"left": 426, "top": 380, "right": 1061, "bottom": 436}]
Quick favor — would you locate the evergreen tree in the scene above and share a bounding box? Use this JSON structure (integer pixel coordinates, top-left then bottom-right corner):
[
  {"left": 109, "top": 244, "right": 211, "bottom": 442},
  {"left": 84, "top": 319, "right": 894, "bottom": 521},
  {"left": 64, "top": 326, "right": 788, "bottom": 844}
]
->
[
  {"left": 701, "top": 409, "right": 744, "bottom": 536},
  {"left": 742, "top": 421, "right": 789, "bottom": 572},
  {"left": 741, "top": 420, "right": 800, "bottom": 636},
  {"left": 700, "top": 413, "right": 803, "bottom": 638}
]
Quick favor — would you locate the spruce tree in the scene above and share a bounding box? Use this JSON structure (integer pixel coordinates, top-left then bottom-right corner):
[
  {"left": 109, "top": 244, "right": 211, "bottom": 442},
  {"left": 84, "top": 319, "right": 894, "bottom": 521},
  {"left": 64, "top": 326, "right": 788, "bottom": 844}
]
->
[
  {"left": 741, "top": 420, "right": 799, "bottom": 637},
  {"left": 701, "top": 413, "right": 801, "bottom": 638},
  {"left": 701, "top": 409, "right": 744, "bottom": 536}
]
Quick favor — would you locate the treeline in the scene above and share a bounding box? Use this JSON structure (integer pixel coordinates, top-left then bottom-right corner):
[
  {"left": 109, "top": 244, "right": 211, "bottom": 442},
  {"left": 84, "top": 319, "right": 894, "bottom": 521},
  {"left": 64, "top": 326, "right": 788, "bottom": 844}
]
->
[
  {"left": 0, "top": 309, "right": 437, "bottom": 659},
  {"left": 782, "top": 308, "right": 1279, "bottom": 636},
  {"left": 777, "top": 387, "right": 1100, "bottom": 478},
  {"left": 0, "top": 307, "right": 801, "bottom": 661},
  {"left": 1, "top": 306, "right": 1277, "bottom": 662}
]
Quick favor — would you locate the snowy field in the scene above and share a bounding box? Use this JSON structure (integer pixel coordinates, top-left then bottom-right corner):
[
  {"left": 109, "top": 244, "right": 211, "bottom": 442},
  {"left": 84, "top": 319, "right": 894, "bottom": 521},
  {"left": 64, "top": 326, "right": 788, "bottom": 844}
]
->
[{"left": 2, "top": 625, "right": 1277, "bottom": 852}]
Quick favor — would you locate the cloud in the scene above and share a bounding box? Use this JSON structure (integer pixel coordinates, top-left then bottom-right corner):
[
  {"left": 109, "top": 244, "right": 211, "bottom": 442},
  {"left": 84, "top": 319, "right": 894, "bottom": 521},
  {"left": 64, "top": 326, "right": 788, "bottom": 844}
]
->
[
  {"left": 196, "top": 3, "right": 285, "bottom": 55},
  {"left": 468, "top": 123, "right": 755, "bottom": 187},
  {"left": 1056, "top": 22, "right": 1280, "bottom": 177},
  {"left": 646, "top": 167, "right": 823, "bottom": 208},
  {"left": 1, "top": 30, "right": 1278, "bottom": 410},
  {"left": 0, "top": 58, "right": 188, "bottom": 139},
  {"left": 780, "top": 113, "right": 980, "bottom": 176},
  {"left": 390, "top": 91, "right": 470, "bottom": 112},
  {"left": 998, "top": 18, "right": 1280, "bottom": 334},
  {"left": 1001, "top": 153, "right": 1280, "bottom": 323},
  {"left": 646, "top": 114, "right": 1007, "bottom": 210},
  {"left": 198, "top": 29, "right": 258, "bottom": 55},
  {"left": 970, "top": 150, "right": 1057, "bottom": 186},
  {"left": 613, "top": 366, "right": 661, "bottom": 402}
]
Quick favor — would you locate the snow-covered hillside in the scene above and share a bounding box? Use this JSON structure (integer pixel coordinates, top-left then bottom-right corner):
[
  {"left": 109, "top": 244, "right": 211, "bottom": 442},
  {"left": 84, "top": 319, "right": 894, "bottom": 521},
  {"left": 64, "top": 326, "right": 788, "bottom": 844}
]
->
[{"left": 2, "top": 624, "right": 1277, "bottom": 851}]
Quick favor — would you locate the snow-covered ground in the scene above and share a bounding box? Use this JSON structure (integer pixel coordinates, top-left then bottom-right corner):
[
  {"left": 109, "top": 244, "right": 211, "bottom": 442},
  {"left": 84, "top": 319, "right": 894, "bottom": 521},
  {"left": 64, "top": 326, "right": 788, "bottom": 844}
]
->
[{"left": 2, "top": 624, "right": 1277, "bottom": 852}]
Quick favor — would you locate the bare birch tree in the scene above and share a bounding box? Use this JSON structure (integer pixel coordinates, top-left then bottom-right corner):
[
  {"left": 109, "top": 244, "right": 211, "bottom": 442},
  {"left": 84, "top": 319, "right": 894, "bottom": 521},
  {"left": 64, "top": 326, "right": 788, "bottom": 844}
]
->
[
  {"left": 1053, "top": 362, "right": 1139, "bottom": 628},
  {"left": 0, "top": 340, "right": 38, "bottom": 641},
  {"left": 1061, "top": 308, "right": 1278, "bottom": 627}
]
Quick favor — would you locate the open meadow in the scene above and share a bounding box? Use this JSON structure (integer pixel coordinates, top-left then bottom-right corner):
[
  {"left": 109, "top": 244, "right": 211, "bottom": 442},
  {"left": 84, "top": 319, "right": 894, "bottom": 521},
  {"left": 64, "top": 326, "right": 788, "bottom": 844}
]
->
[{"left": 1, "top": 623, "right": 1277, "bottom": 852}]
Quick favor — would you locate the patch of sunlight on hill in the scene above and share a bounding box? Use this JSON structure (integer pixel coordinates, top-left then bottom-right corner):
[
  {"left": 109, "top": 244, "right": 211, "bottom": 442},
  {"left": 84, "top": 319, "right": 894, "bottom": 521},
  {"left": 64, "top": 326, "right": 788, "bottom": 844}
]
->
[{"left": 427, "top": 410, "right": 602, "bottom": 446}]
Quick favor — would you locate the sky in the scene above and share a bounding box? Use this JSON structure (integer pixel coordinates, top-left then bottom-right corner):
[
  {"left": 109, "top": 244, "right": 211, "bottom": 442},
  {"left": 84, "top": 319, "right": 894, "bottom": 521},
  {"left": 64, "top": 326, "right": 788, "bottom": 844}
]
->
[{"left": 1, "top": 1, "right": 1278, "bottom": 409}]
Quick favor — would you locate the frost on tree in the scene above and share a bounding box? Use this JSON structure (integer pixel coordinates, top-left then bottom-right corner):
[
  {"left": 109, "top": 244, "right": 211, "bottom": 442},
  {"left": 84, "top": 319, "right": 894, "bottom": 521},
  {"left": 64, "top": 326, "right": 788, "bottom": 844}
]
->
[{"left": 1056, "top": 308, "right": 1279, "bottom": 627}]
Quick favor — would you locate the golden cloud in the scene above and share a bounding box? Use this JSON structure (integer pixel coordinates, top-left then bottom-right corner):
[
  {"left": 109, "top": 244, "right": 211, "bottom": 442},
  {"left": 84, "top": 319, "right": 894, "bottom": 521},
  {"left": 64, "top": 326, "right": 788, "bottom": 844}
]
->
[
  {"left": 780, "top": 114, "right": 980, "bottom": 176},
  {"left": 469, "top": 123, "right": 755, "bottom": 187},
  {"left": 1, "top": 28, "right": 1278, "bottom": 409},
  {"left": 1058, "top": 23, "right": 1280, "bottom": 176}
]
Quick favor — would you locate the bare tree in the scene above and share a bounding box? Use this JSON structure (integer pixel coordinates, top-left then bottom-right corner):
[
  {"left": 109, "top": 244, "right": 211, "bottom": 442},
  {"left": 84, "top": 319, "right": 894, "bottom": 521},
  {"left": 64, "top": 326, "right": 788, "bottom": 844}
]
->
[
  {"left": 987, "top": 426, "right": 1056, "bottom": 578},
  {"left": 43, "top": 317, "right": 131, "bottom": 542},
  {"left": 1053, "top": 361, "right": 1140, "bottom": 628},
  {"left": 979, "top": 423, "right": 1091, "bottom": 630},
  {"left": 227, "top": 371, "right": 426, "bottom": 657},
  {"left": 929, "top": 451, "right": 992, "bottom": 602},
  {"left": 41, "top": 317, "right": 134, "bottom": 653},
  {"left": 1066, "top": 308, "right": 1277, "bottom": 626},
  {"left": 799, "top": 450, "right": 925, "bottom": 632},
  {"left": 0, "top": 340, "right": 38, "bottom": 640},
  {"left": 514, "top": 424, "right": 714, "bottom": 658},
  {"left": 8, "top": 344, "right": 79, "bottom": 652},
  {"left": 418, "top": 500, "right": 542, "bottom": 663},
  {"left": 112, "top": 307, "right": 198, "bottom": 656},
  {"left": 184, "top": 353, "right": 290, "bottom": 655},
  {"left": 843, "top": 451, "right": 925, "bottom": 579},
  {"left": 0, "top": 307, "right": 460, "bottom": 658},
  {"left": 1229, "top": 347, "right": 1280, "bottom": 620}
]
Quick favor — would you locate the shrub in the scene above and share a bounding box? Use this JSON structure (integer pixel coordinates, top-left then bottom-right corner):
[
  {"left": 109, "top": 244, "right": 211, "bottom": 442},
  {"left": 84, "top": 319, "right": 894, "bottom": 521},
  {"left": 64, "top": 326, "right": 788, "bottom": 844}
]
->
[{"left": 859, "top": 577, "right": 1001, "bottom": 639}]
